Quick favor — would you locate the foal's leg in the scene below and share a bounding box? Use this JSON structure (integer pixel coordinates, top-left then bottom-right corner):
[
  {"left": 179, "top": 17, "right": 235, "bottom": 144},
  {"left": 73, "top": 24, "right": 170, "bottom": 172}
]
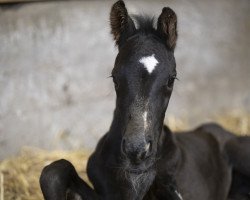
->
[
  {"left": 225, "top": 136, "right": 250, "bottom": 199},
  {"left": 40, "top": 159, "right": 99, "bottom": 200}
]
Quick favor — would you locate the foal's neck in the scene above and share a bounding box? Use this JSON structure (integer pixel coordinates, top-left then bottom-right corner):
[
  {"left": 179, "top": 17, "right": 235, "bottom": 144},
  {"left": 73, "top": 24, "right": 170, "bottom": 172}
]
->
[{"left": 157, "top": 126, "right": 182, "bottom": 175}]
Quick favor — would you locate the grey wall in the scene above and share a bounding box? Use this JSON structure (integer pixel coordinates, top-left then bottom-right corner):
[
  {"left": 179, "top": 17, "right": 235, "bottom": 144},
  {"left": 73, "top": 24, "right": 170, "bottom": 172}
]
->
[{"left": 0, "top": 0, "right": 249, "bottom": 159}]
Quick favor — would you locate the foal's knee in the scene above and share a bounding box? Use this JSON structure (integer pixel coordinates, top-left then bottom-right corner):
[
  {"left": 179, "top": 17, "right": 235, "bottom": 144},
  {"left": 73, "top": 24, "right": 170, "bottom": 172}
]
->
[
  {"left": 40, "top": 159, "right": 73, "bottom": 200},
  {"left": 40, "top": 159, "right": 72, "bottom": 184}
]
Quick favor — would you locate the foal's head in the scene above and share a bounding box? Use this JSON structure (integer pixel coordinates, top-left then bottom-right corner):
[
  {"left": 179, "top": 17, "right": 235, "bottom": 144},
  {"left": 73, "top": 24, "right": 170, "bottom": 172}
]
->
[{"left": 110, "top": 1, "right": 177, "bottom": 167}]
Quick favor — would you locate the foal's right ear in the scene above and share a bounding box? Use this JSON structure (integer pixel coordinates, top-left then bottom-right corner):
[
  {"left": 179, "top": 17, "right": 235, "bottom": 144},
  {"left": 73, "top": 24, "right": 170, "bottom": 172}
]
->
[{"left": 110, "top": 0, "right": 136, "bottom": 47}]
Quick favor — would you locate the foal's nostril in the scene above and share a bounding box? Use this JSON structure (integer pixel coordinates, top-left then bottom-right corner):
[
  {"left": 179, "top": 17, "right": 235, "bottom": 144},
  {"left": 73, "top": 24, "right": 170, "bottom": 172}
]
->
[
  {"left": 141, "top": 141, "right": 152, "bottom": 159},
  {"left": 134, "top": 141, "right": 152, "bottom": 162},
  {"left": 139, "top": 150, "right": 147, "bottom": 161}
]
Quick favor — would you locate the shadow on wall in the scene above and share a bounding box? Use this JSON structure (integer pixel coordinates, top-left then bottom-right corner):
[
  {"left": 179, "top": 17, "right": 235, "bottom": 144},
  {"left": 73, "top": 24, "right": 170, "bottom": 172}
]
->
[{"left": 0, "top": 0, "right": 249, "bottom": 159}]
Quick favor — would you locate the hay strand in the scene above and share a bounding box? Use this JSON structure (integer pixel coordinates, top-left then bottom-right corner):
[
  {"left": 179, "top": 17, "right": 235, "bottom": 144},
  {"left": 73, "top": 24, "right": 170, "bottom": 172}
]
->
[
  {"left": 0, "top": 173, "right": 3, "bottom": 200},
  {"left": 0, "top": 148, "right": 90, "bottom": 200}
]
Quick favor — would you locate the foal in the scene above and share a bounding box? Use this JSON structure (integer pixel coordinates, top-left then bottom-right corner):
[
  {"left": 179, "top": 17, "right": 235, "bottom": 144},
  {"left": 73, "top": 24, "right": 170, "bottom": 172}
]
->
[{"left": 40, "top": 1, "right": 250, "bottom": 200}]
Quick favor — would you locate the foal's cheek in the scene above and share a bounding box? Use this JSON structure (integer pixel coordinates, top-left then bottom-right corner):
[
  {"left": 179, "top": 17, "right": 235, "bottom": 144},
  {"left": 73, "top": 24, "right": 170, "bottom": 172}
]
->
[
  {"left": 160, "top": 94, "right": 171, "bottom": 110},
  {"left": 164, "top": 88, "right": 174, "bottom": 105},
  {"left": 164, "top": 86, "right": 174, "bottom": 97}
]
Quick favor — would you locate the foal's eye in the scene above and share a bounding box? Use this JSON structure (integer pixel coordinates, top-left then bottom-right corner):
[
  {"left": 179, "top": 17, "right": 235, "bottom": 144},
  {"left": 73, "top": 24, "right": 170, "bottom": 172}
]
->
[{"left": 167, "top": 75, "right": 177, "bottom": 88}]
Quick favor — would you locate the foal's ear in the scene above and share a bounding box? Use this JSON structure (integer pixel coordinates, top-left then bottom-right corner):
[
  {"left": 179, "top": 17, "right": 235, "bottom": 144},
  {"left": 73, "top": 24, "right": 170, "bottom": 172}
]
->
[
  {"left": 157, "top": 7, "right": 178, "bottom": 51},
  {"left": 110, "top": 0, "right": 136, "bottom": 46}
]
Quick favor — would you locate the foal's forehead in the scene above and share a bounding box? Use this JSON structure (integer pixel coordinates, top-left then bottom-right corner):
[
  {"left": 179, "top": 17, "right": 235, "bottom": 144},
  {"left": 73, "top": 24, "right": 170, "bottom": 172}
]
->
[{"left": 114, "top": 35, "right": 175, "bottom": 77}]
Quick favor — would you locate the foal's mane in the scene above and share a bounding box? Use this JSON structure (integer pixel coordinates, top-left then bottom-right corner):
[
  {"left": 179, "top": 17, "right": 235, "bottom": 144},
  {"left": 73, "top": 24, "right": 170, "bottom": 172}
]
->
[
  {"left": 130, "top": 15, "right": 163, "bottom": 42},
  {"left": 133, "top": 15, "right": 155, "bottom": 33}
]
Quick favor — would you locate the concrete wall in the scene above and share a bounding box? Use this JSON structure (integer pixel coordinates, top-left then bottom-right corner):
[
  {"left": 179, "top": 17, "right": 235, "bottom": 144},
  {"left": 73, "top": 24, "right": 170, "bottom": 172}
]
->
[{"left": 0, "top": 0, "right": 249, "bottom": 159}]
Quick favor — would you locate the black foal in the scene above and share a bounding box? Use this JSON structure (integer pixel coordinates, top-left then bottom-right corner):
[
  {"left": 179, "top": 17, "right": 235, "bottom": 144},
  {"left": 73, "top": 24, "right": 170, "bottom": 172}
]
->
[{"left": 40, "top": 1, "right": 250, "bottom": 200}]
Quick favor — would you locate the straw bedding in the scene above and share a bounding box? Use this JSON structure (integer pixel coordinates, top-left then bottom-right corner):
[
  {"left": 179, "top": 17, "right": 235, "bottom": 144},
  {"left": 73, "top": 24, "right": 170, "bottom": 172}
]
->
[{"left": 0, "top": 111, "right": 249, "bottom": 200}]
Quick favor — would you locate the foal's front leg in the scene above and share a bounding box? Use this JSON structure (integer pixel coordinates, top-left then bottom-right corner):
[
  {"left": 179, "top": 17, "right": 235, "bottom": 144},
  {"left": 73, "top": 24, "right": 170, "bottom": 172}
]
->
[
  {"left": 40, "top": 159, "right": 99, "bottom": 200},
  {"left": 225, "top": 136, "right": 250, "bottom": 199}
]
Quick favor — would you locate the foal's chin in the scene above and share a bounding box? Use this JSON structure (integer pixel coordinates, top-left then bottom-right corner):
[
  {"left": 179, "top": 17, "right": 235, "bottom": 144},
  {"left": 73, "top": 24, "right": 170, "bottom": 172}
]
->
[{"left": 120, "top": 158, "right": 157, "bottom": 197}]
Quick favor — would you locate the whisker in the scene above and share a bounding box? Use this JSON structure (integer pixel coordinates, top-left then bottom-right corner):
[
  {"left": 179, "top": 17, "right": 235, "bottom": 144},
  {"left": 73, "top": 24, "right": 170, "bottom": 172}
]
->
[{"left": 107, "top": 75, "right": 113, "bottom": 79}]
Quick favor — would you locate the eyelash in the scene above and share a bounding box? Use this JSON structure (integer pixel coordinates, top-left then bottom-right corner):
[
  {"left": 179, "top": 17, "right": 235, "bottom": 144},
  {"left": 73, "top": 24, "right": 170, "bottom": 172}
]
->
[{"left": 111, "top": 75, "right": 119, "bottom": 90}]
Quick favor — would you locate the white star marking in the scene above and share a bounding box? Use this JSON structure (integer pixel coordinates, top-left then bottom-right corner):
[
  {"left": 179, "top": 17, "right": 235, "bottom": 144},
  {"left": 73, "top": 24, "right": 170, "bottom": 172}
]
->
[{"left": 139, "top": 54, "right": 159, "bottom": 74}]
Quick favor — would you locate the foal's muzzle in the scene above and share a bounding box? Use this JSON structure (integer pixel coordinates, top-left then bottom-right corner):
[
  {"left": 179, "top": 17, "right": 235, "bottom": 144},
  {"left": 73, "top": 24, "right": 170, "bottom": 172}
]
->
[{"left": 121, "top": 136, "right": 152, "bottom": 164}]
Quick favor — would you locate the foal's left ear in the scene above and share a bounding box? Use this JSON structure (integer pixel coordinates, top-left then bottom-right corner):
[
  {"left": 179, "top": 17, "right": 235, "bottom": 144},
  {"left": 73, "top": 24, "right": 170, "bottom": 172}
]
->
[
  {"left": 157, "top": 7, "right": 178, "bottom": 51},
  {"left": 110, "top": 0, "right": 136, "bottom": 47}
]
